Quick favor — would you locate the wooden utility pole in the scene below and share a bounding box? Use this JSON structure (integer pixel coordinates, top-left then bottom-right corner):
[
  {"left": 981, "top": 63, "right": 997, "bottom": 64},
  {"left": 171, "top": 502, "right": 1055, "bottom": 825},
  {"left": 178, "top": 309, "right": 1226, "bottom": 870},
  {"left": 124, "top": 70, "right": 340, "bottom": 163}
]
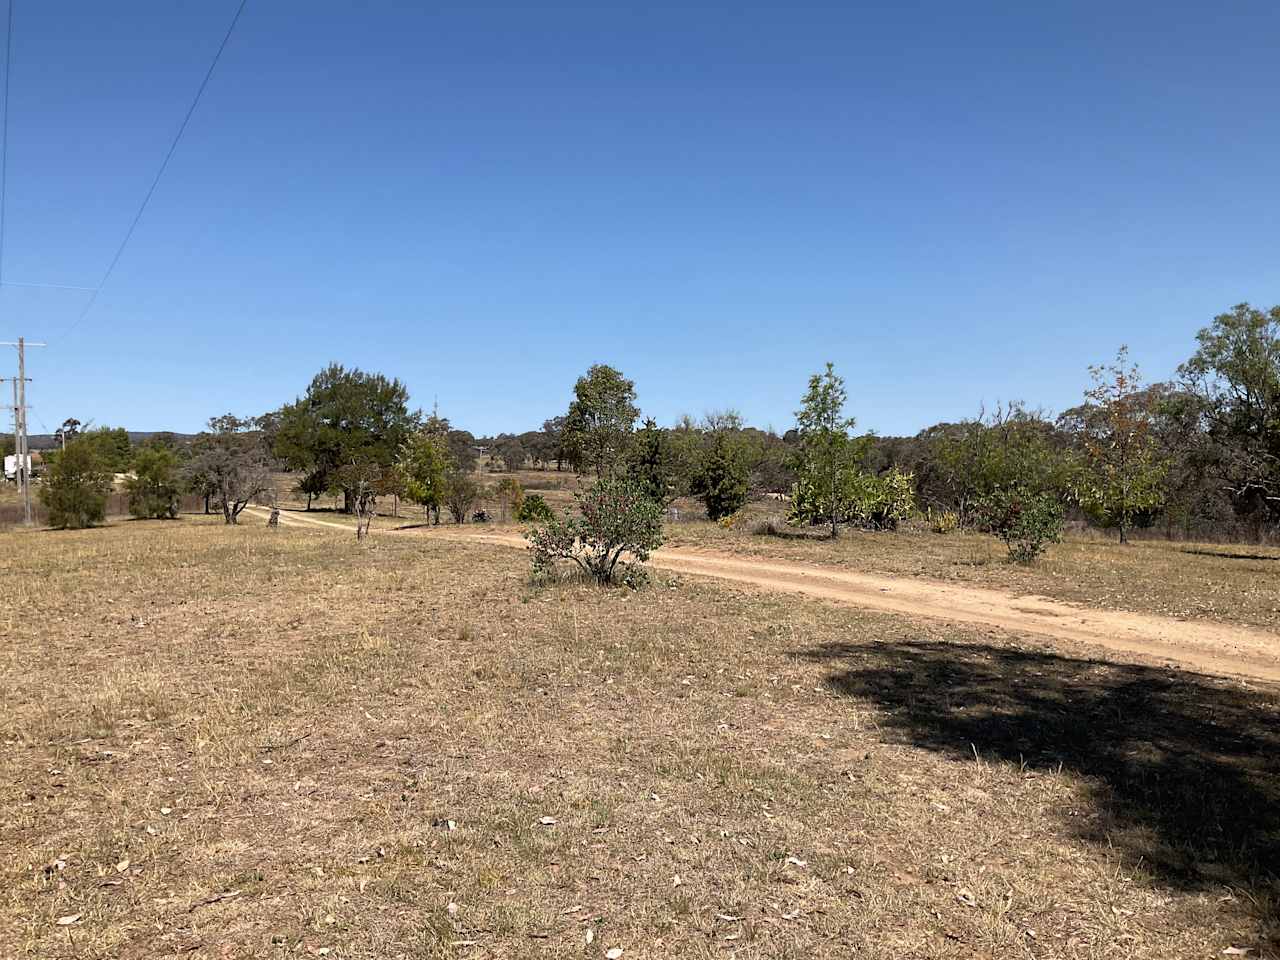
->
[{"left": 3, "top": 338, "right": 45, "bottom": 524}]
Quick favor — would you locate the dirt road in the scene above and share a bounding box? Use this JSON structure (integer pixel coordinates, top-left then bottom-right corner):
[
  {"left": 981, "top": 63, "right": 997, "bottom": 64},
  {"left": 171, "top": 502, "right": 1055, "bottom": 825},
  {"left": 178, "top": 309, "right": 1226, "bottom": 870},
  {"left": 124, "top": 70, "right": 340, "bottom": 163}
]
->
[{"left": 246, "top": 507, "right": 1280, "bottom": 683}]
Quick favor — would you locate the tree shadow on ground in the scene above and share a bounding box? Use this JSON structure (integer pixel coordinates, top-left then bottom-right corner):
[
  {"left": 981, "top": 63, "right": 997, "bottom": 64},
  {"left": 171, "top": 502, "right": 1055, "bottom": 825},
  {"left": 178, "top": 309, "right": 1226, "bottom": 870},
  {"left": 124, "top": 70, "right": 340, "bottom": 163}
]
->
[
  {"left": 1182, "top": 548, "right": 1280, "bottom": 561},
  {"left": 798, "top": 639, "right": 1280, "bottom": 948}
]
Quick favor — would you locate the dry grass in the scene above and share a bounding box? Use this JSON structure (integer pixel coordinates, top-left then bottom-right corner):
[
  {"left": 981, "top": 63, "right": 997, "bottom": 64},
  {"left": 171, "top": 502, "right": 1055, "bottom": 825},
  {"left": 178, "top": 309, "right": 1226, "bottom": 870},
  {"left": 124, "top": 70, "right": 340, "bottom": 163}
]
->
[
  {"left": 1, "top": 518, "right": 1277, "bottom": 958},
  {"left": 663, "top": 502, "right": 1280, "bottom": 631}
]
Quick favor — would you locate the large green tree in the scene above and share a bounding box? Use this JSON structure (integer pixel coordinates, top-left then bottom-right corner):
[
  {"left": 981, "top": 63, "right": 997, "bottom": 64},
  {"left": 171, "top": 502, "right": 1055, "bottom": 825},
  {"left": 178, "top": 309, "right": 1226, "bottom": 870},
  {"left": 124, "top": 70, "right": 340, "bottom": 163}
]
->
[
  {"left": 562, "top": 364, "right": 639, "bottom": 478},
  {"left": 1178, "top": 303, "right": 1280, "bottom": 522},
  {"left": 275, "top": 364, "right": 419, "bottom": 512}
]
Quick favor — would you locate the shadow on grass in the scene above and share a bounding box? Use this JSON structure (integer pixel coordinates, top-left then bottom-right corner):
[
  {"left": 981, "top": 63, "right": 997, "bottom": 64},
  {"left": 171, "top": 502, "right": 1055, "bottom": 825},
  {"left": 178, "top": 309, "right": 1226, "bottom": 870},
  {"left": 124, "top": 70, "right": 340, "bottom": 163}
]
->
[
  {"left": 1182, "top": 548, "right": 1280, "bottom": 562},
  {"left": 798, "top": 639, "right": 1280, "bottom": 947}
]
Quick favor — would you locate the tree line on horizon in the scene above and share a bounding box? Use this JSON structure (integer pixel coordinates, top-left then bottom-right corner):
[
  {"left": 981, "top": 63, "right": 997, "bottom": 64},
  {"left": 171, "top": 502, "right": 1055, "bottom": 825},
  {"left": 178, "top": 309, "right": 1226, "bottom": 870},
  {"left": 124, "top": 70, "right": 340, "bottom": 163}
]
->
[{"left": 28, "top": 302, "right": 1280, "bottom": 546}]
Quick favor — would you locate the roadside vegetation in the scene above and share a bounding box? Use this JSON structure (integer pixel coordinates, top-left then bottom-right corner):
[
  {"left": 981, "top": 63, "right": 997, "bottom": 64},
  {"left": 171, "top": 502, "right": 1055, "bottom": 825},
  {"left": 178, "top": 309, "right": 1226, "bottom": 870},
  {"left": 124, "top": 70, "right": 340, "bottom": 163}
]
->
[{"left": 21, "top": 302, "right": 1280, "bottom": 564}]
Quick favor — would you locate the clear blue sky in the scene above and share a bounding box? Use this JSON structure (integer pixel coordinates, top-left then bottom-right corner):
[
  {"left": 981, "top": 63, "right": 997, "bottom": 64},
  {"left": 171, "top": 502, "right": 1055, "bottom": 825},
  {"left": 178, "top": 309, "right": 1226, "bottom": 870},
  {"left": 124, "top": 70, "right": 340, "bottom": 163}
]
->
[{"left": 5, "top": 1, "right": 1278, "bottom": 438}]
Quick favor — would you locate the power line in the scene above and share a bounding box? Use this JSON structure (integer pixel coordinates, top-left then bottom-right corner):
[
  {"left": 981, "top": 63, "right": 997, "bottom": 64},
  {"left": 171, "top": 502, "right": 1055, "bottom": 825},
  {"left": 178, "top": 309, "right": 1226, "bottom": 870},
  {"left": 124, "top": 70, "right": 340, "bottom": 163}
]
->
[
  {"left": 0, "top": 0, "right": 14, "bottom": 285},
  {"left": 2, "top": 279, "right": 96, "bottom": 292},
  {"left": 62, "top": 0, "right": 249, "bottom": 337}
]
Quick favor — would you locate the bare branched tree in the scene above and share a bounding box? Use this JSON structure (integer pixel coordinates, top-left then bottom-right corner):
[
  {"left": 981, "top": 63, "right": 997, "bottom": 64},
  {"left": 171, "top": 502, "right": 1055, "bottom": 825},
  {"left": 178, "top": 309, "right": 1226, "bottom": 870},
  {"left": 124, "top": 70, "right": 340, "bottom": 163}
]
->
[
  {"left": 338, "top": 458, "right": 386, "bottom": 540},
  {"left": 184, "top": 415, "right": 275, "bottom": 524}
]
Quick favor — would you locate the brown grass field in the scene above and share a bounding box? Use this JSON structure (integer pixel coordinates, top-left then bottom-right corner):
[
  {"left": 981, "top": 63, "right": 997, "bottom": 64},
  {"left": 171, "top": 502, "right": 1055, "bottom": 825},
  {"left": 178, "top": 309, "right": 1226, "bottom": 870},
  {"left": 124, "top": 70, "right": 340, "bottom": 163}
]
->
[{"left": 2, "top": 514, "right": 1278, "bottom": 958}]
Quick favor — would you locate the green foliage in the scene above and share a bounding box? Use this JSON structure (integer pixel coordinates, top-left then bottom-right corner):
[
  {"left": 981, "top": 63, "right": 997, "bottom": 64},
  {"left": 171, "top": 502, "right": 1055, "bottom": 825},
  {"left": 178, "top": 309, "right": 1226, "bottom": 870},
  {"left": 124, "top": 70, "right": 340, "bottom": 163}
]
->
[
  {"left": 2, "top": 434, "right": 14, "bottom": 458},
  {"left": 40, "top": 440, "right": 112, "bottom": 529},
  {"left": 929, "top": 508, "right": 960, "bottom": 534},
  {"left": 562, "top": 364, "right": 639, "bottom": 478},
  {"left": 541, "top": 415, "right": 570, "bottom": 470},
  {"left": 139, "top": 432, "right": 191, "bottom": 459},
  {"left": 526, "top": 477, "right": 663, "bottom": 586},
  {"left": 930, "top": 403, "right": 1078, "bottom": 522},
  {"left": 274, "top": 364, "right": 419, "bottom": 510},
  {"left": 1078, "top": 466, "right": 1165, "bottom": 532},
  {"left": 626, "top": 418, "right": 683, "bottom": 504},
  {"left": 516, "top": 493, "right": 555, "bottom": 523},
  {"left": 693, "top": 432, "right": 749, "bottom": 520},
  {"left": 794, "top": 363, "right": 858, "bottom": 536},
  {"left": 1073, "top": 347, "right": 1168, "bottom": 542},
  {"left": 294, "top": 470, "right": 328, "bottom": 509},
  {"left": 55, "top": 418, "right": 82, "bottom": 448},
  {"left": 127, "top": 447, "right": 182, "bottom": 519},
  {"left": 444, "top": 470, "right": 481, "bottom": 523},
  {"left": 1178, "top": 302, "right": 1280, "bottom": 521},
  {"left": 78, "top": 427, "right": 132, "bottom": 473},
  {"left": 398, "top": 429, "right": 452, "bottom": 522},
  {"left": 976, "top": 486, "right": 1065, "bottom": 563},
  {"left": 790, "top": 465, "right": 916, "bottom": 530}
]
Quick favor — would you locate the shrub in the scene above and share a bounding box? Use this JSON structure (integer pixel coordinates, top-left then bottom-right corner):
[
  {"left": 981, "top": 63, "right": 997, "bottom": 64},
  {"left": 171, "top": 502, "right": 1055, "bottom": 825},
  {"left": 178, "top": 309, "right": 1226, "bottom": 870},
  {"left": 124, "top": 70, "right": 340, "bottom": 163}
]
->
[
  {"left": 694, "top": 434, "right": 749, "bottom": 520},
  {"left": 526, "top": 477, "right": 663, "bottom": 586},
  {"left": 929, "top": 508, "right": 960, "bottom": 534},
  {"left": 40, "top": 441, "right": 112, "bottom": 529},
  {"left": 790, "top": 467, "right": 916, "bottom": 531},
  {"left": 976, "top": 486, "right": 1065, "bottom": 563},
  {"left": 517, "top": 493, "right": 555, "bottom": 522},
  {"left": 127, "top": 448, "right": 182, "bottom": 519},
  {"left": 444, "top": 472, "right": 480, "bottom": 523},
  {"left": 717, "top": 511, "right": 742, "bottom": 529}
]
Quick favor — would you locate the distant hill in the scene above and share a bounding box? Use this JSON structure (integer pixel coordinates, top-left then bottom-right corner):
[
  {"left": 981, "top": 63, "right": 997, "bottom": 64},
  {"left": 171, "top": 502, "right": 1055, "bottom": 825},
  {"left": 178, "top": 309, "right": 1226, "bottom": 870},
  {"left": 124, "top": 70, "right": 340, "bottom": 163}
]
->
[{"left": 24, "top": 431, "right": 199, "bottom": 452}]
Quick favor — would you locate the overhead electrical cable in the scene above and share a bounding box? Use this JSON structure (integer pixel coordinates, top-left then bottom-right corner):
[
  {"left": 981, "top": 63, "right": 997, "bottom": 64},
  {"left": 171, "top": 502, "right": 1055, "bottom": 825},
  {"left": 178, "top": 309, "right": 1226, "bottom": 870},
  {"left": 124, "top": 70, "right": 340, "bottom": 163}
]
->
[
  {"left": 0, "top": 0, "right": 15, "bottom": 286},
  {"left": 61, "top": 0, "right": 249, "bottom": 337}
]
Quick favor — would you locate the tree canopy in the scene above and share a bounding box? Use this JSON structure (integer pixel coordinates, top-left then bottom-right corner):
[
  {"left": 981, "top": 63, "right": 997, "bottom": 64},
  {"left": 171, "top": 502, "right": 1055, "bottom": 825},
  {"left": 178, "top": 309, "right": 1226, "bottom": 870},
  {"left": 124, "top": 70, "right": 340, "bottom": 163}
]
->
[
  {"left": 1178, "top": 302, "right": 1280, "bottom": 521},
  {"left": 562, "top": 364, "right": 639, "bottom": 478},
  {"left": 275, "top": 364, "right": 419, "bottom": 512}
]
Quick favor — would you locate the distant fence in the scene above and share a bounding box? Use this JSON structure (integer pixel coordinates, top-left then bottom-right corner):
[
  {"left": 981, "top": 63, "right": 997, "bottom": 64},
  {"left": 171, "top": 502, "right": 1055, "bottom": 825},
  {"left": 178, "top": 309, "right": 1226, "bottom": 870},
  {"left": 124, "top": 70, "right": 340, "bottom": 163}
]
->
[{"left": 0, "top": 490, "right": 205, "bottom": 528}]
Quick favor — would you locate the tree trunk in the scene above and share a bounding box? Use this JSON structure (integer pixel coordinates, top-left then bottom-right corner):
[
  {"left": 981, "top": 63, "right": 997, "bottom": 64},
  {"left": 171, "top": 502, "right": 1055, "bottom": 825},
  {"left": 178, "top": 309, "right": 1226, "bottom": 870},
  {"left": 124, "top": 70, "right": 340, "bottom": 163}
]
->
[
  {"left": 1119, "top": 520, "right": 1127, "bottom": 545},
  {"left": 342, "top": 488, "right": 354, "bottom": 514},
  {"left": 306, "top": 492, "right": 312, "bottom": 511}
]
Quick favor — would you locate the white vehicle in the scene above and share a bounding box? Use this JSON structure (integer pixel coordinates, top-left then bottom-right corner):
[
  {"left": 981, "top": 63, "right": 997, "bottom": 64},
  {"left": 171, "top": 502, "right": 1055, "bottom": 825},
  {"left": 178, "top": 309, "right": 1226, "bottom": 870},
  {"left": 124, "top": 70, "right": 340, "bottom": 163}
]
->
[{"left": 4, "top": 453, "right": 32, "bottom": 482}]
